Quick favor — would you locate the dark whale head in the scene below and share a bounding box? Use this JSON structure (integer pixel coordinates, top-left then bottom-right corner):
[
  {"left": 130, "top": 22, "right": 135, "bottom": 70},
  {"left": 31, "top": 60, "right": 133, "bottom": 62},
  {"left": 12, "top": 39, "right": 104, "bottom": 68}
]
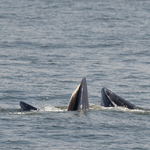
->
[
  {"left": 20, "top": 101, "right": 38, "bottom": 111},
  {"left": 101, "top": 87, "right": 140, "bottom": 109},
  {"left": 67, "top": 77, "right": 89, "bottom": 111}
]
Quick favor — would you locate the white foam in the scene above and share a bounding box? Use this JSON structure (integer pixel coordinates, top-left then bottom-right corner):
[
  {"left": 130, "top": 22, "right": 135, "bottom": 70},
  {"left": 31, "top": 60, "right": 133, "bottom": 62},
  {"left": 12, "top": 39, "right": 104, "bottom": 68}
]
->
[
  {"left": 43, "top": 106, "right": 66, "bottom": 112},
  {"left": 89, "top": 103, "right": 148, "bottom": 114}
]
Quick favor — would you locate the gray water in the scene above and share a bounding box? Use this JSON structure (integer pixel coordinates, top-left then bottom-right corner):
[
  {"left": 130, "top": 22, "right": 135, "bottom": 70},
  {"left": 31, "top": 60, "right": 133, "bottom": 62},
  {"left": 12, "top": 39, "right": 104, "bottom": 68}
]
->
[{"left": 1, "top": 0, "right": 150, "bottom": 149}]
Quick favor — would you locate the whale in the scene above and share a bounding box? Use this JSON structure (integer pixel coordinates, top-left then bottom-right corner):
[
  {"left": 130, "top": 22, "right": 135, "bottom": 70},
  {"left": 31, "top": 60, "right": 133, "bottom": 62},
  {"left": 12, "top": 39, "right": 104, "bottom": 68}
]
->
[
  {"left": 20, "top": 77, "right": 89, "bottom": 111},
  {"left": 100, "top": 87, "right": 142, "bottom": 109}
]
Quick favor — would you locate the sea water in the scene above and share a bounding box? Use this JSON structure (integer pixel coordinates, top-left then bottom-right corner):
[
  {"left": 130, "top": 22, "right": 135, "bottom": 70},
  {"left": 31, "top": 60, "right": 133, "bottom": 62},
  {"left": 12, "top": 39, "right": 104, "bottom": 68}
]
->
[{"left": 1, "top": 0, "right": 150, "bottom": 149}]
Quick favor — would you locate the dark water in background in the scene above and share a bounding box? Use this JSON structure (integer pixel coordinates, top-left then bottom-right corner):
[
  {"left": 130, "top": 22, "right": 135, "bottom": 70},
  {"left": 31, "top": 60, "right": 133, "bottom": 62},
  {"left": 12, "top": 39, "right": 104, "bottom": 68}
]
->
[{"left": 1, "top": 0, "right": 150, "bottom": 149}]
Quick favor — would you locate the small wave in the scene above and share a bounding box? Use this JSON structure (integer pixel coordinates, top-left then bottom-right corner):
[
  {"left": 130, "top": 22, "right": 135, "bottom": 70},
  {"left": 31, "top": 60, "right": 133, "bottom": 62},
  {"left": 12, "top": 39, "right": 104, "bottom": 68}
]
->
[
  {"left": 89, "top": 103, "right": 150, "bottom": 115},
  {"left": 89, "top": 103, "right": 102, "bottom": 110},
  {"left": 11, "top": 109, "right": 40, "bottom": 115},
  {"left": 0, "top": 105, "right": 66, "bottom": 115},
  {"left": 0, "top": 108, "right": 21, "bottom": 113}
]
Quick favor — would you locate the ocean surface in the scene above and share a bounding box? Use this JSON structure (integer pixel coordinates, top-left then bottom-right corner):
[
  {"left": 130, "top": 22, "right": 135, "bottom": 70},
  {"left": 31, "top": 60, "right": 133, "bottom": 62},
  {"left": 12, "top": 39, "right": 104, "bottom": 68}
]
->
[{"left": 1, "top": 0, "right": 150, "bottom": 149}]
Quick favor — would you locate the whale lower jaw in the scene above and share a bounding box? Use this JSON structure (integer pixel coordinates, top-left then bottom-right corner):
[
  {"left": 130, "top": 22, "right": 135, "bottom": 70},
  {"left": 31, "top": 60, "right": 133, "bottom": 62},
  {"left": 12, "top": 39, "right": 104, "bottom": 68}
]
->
[{"left": 67, "top": 77, "right": 89, "bottom": 111}]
